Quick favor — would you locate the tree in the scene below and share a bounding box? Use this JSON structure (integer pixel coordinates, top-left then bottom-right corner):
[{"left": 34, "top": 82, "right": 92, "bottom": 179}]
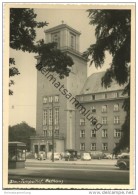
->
[
  {"left": 83, "top": 10, "right": 131, "bottom": 152},
  {"left": 10, "top": 8, "right": 74, "bottom": 94},
  {"left": 9, "top": 122, "right": 36, "bottom": 151}
]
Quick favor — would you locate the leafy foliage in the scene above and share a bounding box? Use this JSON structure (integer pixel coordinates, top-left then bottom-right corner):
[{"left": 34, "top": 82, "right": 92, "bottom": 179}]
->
[
  {"left": 9, "top": 122, "right": 36, "bottom": 151},
  {"left": 10, "top": 8, "right": 74, "bottom": 94},
  {"left": 84, "top": 9, "right": 131, "bottom": 152},
  {"left": 9, "top": 58, "right": 20, "bottom": 95},
  {"left": 36, "top": 41, "right": 74, "bottom": 79},
  {"left": 10, "top": 8, "right": 48, "bottom": 52}
]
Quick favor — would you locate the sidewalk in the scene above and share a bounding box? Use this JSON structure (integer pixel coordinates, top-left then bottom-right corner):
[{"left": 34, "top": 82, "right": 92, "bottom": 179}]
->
[{"left": 26, "top": 158, "right": 117, "bottom": 165}]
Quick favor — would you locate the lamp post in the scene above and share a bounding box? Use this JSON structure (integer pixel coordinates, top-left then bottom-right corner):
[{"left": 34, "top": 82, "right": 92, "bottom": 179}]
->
[
  {"left": 51, "top": 99, "right": 54, "bottom": 162},
  {"left": 43, "top": 129, "right": 47, "bottom": 159},
  {"left": 64, "top": 109, "right": 75, "bottom": 149}
]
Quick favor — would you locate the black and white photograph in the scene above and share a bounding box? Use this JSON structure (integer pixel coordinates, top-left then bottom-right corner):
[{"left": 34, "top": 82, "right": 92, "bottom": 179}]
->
[{"left": 3, "top": 2, "right": 135, "bottom": 190}]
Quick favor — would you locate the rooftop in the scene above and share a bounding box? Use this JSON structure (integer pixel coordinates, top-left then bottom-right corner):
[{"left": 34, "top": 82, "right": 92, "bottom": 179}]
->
[{"left": 80, "top": 71, "right": 126, "bottom": 95}]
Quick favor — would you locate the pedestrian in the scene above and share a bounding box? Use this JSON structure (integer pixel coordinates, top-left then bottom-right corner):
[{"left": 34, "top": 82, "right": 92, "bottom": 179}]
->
[
  {"left": 40, "top": 152, "right": 43, "bottom": 160},
  {"left": 35, "top": 153, "right": 37, "bottom": 159}
]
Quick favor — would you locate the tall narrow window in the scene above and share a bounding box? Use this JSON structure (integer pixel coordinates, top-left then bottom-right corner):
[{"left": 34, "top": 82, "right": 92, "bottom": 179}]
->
[
  {"left": 55, "top": 108, "right": 59, "bottom": 125},
  {"left": 91, "top": 143, "right": 96, "bottom": 151},
  {"left": 43, "top": 97, "right": 47, "bottom": 104},
  {"left": 80, "top": 143, "right": 85, "bottom": 151},
  {"left": 55, "top": 95, "right": 59, "bottom": 102},
  {"left": 48, "top": 130, "right": 52, "bottom": 137},
  {"left": 114, "top": 104, "right": 119, "bottom": 111},
  {"left": 102, "top": 117, "right": 107, "bottom": 124},
  {"left": 92, "top": 94, "right": 95, "bottom": 100},
  {"left": 91, "top": 106, "right": 96, "bottom": 113},
  {"left": 49, "top": 109, "right": 52, "bottom": 125},
  {"left": 102, "top": 143, "right": 108, "bottom": 151},
  {"left": 102, "top": 105, "right": 107, "bottom": 113},
  {"left": 114, "top": 116, "right": 120, "bottom": 124},
  {"left": 102, "top": 93, "right": 107, "bottom": 99},
  {"left": 80, "top": 130, "right": 85, "bottom": 138},
  {"left": 49, "top": 96, "right": 53, "bottom": 103},
  {"left": 51, "top": 32, "right": 60, "bottom": 48},
  {"left": 43, "top": 110, "right": 48, "bottom": 125},
  {"left": 114, "top": 92, "right": 118, "bottom": 98},
  {"left": 91, "top": 129, "right": 96, "bottom": 138},
  {"left": 80, "top": 118, "right": 85, "bottom": 126},
  {"left": 70, "top": 33, "right": 76, "bottom": 50},
  {"left": 114, "top": 129, "right": 122, "bottom": 137},
  {"left": 102, "top": 129, "right": 108, "bottom": 138}
]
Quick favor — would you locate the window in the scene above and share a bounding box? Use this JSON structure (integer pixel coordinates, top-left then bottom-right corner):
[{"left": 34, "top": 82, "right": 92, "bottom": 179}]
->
[
  {"left": 48, "top": 130, "right": 52, "bottom": 137},
  {"left": 91, "top": 129, "right": 96, "bottom": 138},
  {"left": 80, "top": 130, "right": 85, "bottom": 138},
  {"left": 102, "top": 129, "right": 108, "bottom": 138},
  {"left": 91, "top": 143, "right": 96, "bottom": 151},
  {"left": 70, "top": 33, "right": 76, "bottom": 49},
  {"left": 80, "top": 143, "right": 85, "bottom": 151},
  {"left": 55, "top": 129, "right": 59, "bottom": 135},
  {"left": 102, "top": 143, "right": 108, "bottom": 151},
  {"left": 102, "top": 93, "right": 107, "bottom": 99},
  {"left": 43, "top": 96, "right": 47, "bottom": 104},
  {"left": 114, "top": 129, "right": 122, "bottom": 137},
  {"left": 43, "top": 110, "right": 48, "bottom": 125},
  {"left": 49, "top": 109, "right": 52, "bottom": 125},
  {"left": 114, "top": 92, "right": 118, "bottom": 98},
  {"left": 114, "top": 104, "right": 119, "bottom": 111},
  {"left": 49, "top": 96, "right": 53, "bottom": 103},
  {"left": 92, "top": 95, "right": 95, "bottom": 100},
  {"left": 52, "top": 32, "right": 60, "bottom": 48},
  {"left": 55, "top": 108, "right": 59, "bottom": 125},
  {"left": 114, "top": 116, "right": 120, "bottom": 124},
  {"left": 80, "top": 118, "right": 85, "bottom": 126},
  {"left": 102, "top": 105, "right": 107, "bottom": 113},
  {"left": 102, "top": 117, "right": 107, "bottom": 124},
  {"left": 55, "top": 95, "right": 59, "bottom": 102},
  {"left": 43, "top": 126, "right": 47, "bottom": 131},
  {"left": 91, "top": 106, "right": 96, "bottom": 113}
]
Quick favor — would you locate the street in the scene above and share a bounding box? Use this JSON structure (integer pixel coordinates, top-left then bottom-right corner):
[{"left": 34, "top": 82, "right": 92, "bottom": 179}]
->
[{"left": 8, "top": 159, "right": 129, "bottom": 184}]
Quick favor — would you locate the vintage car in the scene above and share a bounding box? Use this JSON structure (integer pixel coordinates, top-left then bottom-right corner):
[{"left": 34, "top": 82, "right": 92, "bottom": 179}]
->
[
  {"left": 115, "top": 154, "right": 129, "bottom": 170},
  {"left": 81, "top": 153, "right": 91, "bottom": 161}
]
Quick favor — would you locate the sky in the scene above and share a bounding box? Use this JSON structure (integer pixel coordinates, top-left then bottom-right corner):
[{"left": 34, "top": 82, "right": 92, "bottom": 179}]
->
[{"left": 9, "top": 7, "right": 112, "bottom": 128}]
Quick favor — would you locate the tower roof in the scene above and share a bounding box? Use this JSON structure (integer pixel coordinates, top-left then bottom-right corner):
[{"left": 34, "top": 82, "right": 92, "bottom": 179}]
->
[
  {"left": 80, "top": 71, "right": 126, "bottom": 95},
  {"left": 44, "top": 23, "right": 81, "bottom": 35}
]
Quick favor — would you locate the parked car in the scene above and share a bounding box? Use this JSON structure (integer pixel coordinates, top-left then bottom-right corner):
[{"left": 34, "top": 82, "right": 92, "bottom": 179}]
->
[
  {"left": 60, "top": 152, "right": 66, "bottom": 159},
  {"left": 37, "top": 151, "right": 46, "bottom": 160},
  {"left": 103, "top": 153, "right": 112, "bottom": 159},
  {"left": 64, "top": 149, "right": 78, "bottom": 161},
  {"left": 77, "top": 152, "right": 81, "bottom": 159},
  {"left": 50, "top": 152, "right": 61, "bottom": 160},
  {"left": 117, "top": 153, "right": 129, "bottom": 159},
  {"left": 115, "top": 154, "right": 129, "bottom": 170},
  {"left": 89, "top": 151, "right": 104, "bottom": 159},
  {"left": 81, "top": 153, "right": 91, "bottom": 161}
]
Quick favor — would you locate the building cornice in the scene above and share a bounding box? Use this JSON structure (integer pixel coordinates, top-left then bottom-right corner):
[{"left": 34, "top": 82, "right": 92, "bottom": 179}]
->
[
  {"left": 77, "top": 89, "right": 125, "bottom": 96},
  {"left": 77, "top": 96, "right": 128, "bottom": 104},
  {"left": 44, "top": 24, "right": 81, "bottom": 35}
]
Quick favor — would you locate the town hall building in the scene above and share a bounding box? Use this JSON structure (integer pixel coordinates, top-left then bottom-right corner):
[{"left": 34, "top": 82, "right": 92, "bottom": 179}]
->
[{"left": 30, "top": 23, "right": 128, "bottom": 154}]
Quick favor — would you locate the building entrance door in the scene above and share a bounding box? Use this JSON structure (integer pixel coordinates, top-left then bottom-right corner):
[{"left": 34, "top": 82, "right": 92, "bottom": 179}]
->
[
  {"left": 40, "top": 145, "right": 45, "bottom": 151},
  {"left": 48, "top": 144, "right": 53, "bottom": 152},
  {"left": 34, "top": 145, "right": 38, "bottom": 153}
]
